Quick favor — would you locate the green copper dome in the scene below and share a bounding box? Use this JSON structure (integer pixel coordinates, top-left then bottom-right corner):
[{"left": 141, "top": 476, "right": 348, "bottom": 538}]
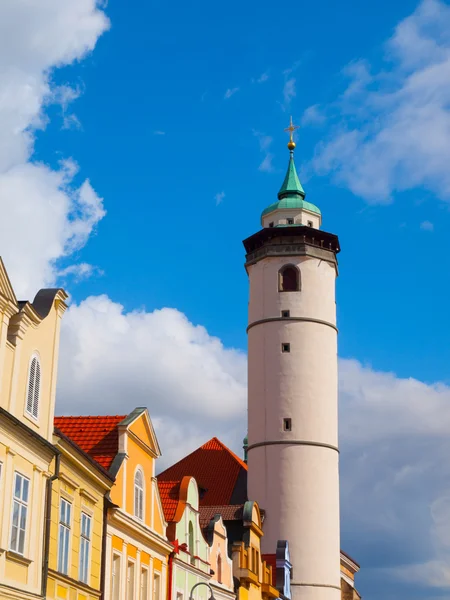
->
[{"left": 261, "top": 150, "right": 321, "bottom": 219}]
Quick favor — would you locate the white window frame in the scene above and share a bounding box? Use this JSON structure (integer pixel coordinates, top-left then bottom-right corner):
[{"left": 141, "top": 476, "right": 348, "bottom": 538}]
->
[
  {"left": 25, "top": 353, "right": 41, "bottom": 420},
  {"left": 9, "top": 472, "right": 30, "bottom": 555},
  {"left": 127, "top": 559, "right": 136, "bottom": 600},
  {"left": 140, "top": 565, "right": 149, "bottom": 600},
  {"left": 112, "top": 552, "right": 122, "bottom": 600},
  {"left": 134, "top": 468, "right": 144, "bottom": 521},
  {"left": 79, "top": 512, "right": 92, "bottom": 583},
  {"left": 58, "top": 497, "right": 72, "bottom": 574},
  {"left": 153, "top": 571, "right": 161, "bottom": 600}
]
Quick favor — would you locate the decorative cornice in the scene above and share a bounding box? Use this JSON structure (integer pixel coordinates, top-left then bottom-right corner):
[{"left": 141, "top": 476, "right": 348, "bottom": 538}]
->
[
  {"left": 247, "top": 316, "right": 338, "bottom": 334},
  {"left": 109, "top": 508, "right": 172, "bottom": 555},
  {"left": 247, "top": 440, "right": 339, "bottom": 453}
]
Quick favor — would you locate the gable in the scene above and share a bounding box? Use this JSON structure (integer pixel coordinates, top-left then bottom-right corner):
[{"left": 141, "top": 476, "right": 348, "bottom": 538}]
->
[
  {"left": 0, "top": 257, "right": 17, "bottom": 306},
  {"left": 126, "top": 408, "right": 161, "bottom": 457}
]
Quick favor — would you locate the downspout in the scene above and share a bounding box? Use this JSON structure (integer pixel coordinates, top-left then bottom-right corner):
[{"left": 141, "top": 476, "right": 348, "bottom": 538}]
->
[
  {"left": 168, "top": 551, "right": 174, "bottom": 600},
  {"left": 42, "top": 451, "right": 61, "bottom": 598},
  {"left": 100, "top": 495, "right": 113, "bottom": 600}
]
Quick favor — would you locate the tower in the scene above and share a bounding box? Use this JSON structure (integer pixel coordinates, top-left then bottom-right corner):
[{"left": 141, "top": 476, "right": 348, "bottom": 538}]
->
[{"left": 244, "top": 119, "right": 341, "bottom": 600}]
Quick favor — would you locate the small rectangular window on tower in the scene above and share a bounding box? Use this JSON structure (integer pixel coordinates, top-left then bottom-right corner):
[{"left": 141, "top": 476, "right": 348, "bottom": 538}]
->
[
  {"left": 282, "top": 343, "right": 290, "bottom": 353},
  {"left": 269, "top": 222, "right": 274, "bottom": 228},
  {"left": 307, "top": 220, "right": 313, "bottom": 227},
  {"left": 281, "top": 310, "right": 290, "bottom": 318},
  {"left": 287, "top": 218, "right": 294, "bottom": 225},
  {"left": 283, "top": 418, "right": 292, "bottom": 432}
]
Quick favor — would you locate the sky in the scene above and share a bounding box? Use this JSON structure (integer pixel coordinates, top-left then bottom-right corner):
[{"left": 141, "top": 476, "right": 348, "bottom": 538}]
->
[{"left": 2, "top": 0, "right": 450, "bottom": 598}]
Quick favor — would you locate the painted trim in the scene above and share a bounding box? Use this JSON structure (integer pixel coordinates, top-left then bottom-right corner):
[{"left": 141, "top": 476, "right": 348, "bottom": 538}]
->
[
  {"left": 247, "top": 316, "right": 338, "bottom": 333},
  {"left": 247, "top": 440, "right": 339, "bottom": 453}
]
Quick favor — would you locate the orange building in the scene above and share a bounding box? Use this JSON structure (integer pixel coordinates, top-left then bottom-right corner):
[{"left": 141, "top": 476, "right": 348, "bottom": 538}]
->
[{"left": 56, "top": 408, "right": 172, "bottom": 600}]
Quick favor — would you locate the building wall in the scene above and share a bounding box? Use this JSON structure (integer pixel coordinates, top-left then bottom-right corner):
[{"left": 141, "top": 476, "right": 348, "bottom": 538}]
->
[
  {"left": 0, "top": 261, "right": 67, "bottom": 600},
  {"left": 104, "top": 410, "right": 172, "bottom": 600},
  {"left": 47, "top": 440, "right": 112, "bottom": 600}
]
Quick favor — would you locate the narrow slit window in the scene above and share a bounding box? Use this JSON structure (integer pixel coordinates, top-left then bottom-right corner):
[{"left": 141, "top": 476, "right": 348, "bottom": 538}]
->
[
  {"left": 307, "top": 220, "right": 313, "bottom": 227},
  {"left": 283, "top": 418, "right": 292, "bottom": 432},
  {"left": 269, "top": 222, "right": 274, "bottom": 228},
  {"left": 282, "top": 343, "right": 290, "bottom": 353},
  {"left": 287, "top": 218, "right": 294, "bottom": 225},
  {"left": 281, "top": 310, "right": 290, "bottom": 318}
]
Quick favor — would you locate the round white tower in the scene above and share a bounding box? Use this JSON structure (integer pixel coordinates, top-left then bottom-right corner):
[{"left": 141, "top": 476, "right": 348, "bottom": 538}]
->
[{"left": 245, "top": 120, "right": 341, "bottom": 600}]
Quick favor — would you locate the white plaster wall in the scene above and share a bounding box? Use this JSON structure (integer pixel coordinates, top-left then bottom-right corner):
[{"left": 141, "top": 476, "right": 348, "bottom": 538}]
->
[{"left": 247, "top": 252, "right": 340, "bottom": 600}]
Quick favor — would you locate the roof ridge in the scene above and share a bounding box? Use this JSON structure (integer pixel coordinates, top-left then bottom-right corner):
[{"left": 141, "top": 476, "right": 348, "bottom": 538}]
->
[
  {"left": 55, "top": 414, "right": 127, "bottom": 420},
  {"left": 211, "top": 437, "right": 248, "bottom": 470}
]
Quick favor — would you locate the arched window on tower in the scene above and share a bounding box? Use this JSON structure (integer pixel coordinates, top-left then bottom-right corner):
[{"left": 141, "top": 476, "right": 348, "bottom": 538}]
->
[
  {"left": 26, "top": 354, "right": 41, "bottom": 419},
  {"left": 134, "top": 469, "right": 144, "bottom": 521},
  {"left": 188, "top": 521, "right": 195, "bottom": 565},
  {"left": 279, "top": 265, "right": 300, "bottom": 292}
]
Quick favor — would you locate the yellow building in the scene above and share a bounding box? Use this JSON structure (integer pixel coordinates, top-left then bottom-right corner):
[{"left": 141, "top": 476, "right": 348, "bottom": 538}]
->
[
  {"left": 46, "top": 427, "right": 114, "bottom": 600},
  {"left": 55, "top": 408, "right": 172, "bottom": 600},
  {"left": 0, "top": 258, "right": 67, "bottom": 600},
  {"left": 232, "top": 502, "right": 279, "bottom": 600}
]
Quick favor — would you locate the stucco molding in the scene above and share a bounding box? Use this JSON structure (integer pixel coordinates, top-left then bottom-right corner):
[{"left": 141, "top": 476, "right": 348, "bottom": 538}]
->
[
  {"left": 291, "top": 582, "right": 341, "bottom": 591},
  {"left": 247, "top": 316, "right": 338, "bottom": 333},
  {"left": 247, "top": 440, "right": 339, "bottom": 453}
]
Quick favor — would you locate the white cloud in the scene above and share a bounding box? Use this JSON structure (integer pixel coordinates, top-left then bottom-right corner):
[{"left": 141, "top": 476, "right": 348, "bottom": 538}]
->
[
  {"left": 0, "top": 0, "right": 109, "bottom": 298},
  {"left": 258, "top": 154, "right": 274, "bottom": 173},
  {"left": 153, "top": 130, "right": 165, "bottom": 135},
  {"left": 57, "top": 296, "right": 247, "bottom": 469},
  {"left": 251, "top": 72, "right": 269, "bottom": 84},
  {"left": 253, "top": 130, "right": 275, "bottom": 173},
  {"left": 312, "top": 0, "right": 450, "bottom": 204},
  {"left": 421, "top": 219, "right": 434, "bottom": 231},
  {"left": 224, "top": 87, "right": 239, "bottom": 99},
  {"left": 215, "top": 191, "right": 225, "bottom": 205},
  {"left": 283, "top": 78, "right": 296, "bottom": 108},
  {"left": 301, "top": 104, "right": 326, "bottom": 126}
]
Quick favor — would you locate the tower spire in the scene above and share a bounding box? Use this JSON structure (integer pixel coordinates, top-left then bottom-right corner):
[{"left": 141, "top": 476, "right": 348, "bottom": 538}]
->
[{"left": 278, "top": 117, "right": 305, "bottom": 200}]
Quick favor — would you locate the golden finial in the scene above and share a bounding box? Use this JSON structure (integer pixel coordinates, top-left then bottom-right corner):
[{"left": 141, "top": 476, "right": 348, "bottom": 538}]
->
[{"left": 284, "top": 116, "right": 299, "bottom": 150}]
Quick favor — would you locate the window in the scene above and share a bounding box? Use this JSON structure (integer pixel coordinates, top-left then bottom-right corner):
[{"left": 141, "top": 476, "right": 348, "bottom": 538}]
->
[
  {"left": 9, "top": 472, "right": 29, "bottom": 554},
  {"left": 127, "top": 561, "right": 135, "bottom": 600},
  {"left": 281, "top": 310, "right": 290, "bottom": 318},
  {"left": 134, "top": 469, "right": 144, "bottom": 521},
  {"left": 188, "top": 521, "right": 195, "bottom": 565},
  {"left": 279, "top": 265, "right": 300, "bottom": 292},
  {"left": 217, "top": 554, "right": 222, "bottom": 584},
  {"left": 287, "top": 218, "right": 294, "bottom": 225},
  {"left": 79, "top": 512, "right": 91, "bottom": 583},
  {"left": 58, "top": 498, "right": 72, "bottom": 574},
  {"left": 269, "top": 222, "right": 274, "bottom": 228},
  {"left": 26, "top": 355, "right": 41, "bottom": 419},
  {"left": 153, "top": 573, "right": 160, "bottom": 600},
  {"left": 307, "top": 220, "right": 313, "bottom": 227},
  {"left": 284, "top": 418, "right": 292, "bottom": 432},
  {"left": 112, "top": 554, "right": 121, "bottom": 600},
  {"left": 140, "top": 567, "right": 149, "bottom": 600},
  {"left": 282, "top": 343, "right": 290, "bottom": 353}
]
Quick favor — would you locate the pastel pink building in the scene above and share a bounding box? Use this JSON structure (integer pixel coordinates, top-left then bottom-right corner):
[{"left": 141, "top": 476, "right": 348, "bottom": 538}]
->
[{"left": 245, "top": 125, "right": 341, "bottom": 600}]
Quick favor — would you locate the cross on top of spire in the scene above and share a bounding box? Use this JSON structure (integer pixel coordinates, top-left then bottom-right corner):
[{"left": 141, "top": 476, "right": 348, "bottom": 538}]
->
[{"left": 284, "top": 116, "right": 299, "bottom": 151}]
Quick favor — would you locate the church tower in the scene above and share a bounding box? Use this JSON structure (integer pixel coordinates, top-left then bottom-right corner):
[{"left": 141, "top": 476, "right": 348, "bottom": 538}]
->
[{"left": 244, "top": 119, "right": 341, "bottom": 600}]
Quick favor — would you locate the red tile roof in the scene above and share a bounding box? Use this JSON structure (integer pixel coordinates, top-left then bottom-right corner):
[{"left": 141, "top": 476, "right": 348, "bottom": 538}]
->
[
  {"left": 157, "top": 480, "right": 181, "bottom": 522},
  {"left": 54, "top": 415, "right": 126, "bottom": 470},
  {"left": 199, "top": 504, "right": 244, "bottom": 528},
  {"left": 157, "top": 437, "right": 248, "bottom": 509},
  {"left": 262, "top": 554, "right": 276, "bottom": 586}
]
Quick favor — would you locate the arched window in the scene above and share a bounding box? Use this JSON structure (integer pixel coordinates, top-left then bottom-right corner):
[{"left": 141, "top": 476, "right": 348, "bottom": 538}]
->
[
  {"left": 188, "top": 521, "right": 195, "bottom": 565},
  {"left": 26, "top": 354, "right": 41, "bottom": 419},
  {"left": 134, "top": 469, "right": 144, "bottom": 521},
  {"left": 279, "top": 265, "right": 300, "bottom": 292}
]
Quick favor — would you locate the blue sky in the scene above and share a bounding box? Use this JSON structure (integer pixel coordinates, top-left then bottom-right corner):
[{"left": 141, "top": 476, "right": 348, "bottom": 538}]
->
[{"left": 4, "top": 0, "right": 450, "bottom": 599}]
